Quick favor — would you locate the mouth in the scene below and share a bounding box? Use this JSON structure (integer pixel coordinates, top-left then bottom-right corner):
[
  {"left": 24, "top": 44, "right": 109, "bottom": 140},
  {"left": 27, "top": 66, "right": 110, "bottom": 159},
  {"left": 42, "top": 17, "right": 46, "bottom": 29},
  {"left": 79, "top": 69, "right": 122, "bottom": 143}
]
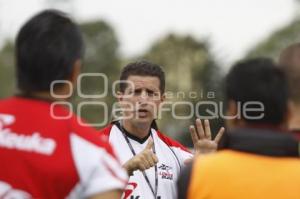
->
[{"left": 137, "top": 109, "right": 149, "bottom": 117}]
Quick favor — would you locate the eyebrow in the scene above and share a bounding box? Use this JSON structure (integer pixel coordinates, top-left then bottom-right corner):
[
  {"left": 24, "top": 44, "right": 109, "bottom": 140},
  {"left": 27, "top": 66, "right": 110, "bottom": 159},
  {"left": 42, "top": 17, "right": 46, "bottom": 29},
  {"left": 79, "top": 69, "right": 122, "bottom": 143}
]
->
[{"left": 133, "top": 88, "right": 157, "bottom": 93}]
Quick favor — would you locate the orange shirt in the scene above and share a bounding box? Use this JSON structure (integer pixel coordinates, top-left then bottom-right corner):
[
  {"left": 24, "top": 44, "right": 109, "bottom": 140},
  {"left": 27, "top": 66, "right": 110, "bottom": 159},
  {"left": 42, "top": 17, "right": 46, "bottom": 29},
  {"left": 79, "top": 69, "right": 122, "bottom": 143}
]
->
[{"left": 188, "top": 150, "right": 300, "bottom": 199}]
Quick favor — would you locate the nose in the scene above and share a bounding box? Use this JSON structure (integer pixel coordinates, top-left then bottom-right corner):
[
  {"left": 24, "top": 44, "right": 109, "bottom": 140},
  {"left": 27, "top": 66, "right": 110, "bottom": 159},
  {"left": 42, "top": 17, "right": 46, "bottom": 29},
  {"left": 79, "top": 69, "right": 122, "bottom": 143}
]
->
[{"left": 138, "top": 90, "right": 149, "bottom": 103}]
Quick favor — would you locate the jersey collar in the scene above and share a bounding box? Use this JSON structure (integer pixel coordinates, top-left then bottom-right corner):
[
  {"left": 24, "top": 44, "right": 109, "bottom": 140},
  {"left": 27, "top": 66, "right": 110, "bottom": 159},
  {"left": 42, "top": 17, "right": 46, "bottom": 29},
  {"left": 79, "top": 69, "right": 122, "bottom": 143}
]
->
[{"left": 114, "top": 121, "right": 152, "bottom": 144}]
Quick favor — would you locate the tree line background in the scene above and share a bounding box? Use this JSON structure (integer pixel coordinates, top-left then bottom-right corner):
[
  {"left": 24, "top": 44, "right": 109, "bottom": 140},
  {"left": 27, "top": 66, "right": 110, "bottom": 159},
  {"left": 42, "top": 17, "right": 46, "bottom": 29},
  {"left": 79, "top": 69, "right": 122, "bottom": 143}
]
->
[{"left": 1, "top": 6, "right": 300, "bottom": 147}]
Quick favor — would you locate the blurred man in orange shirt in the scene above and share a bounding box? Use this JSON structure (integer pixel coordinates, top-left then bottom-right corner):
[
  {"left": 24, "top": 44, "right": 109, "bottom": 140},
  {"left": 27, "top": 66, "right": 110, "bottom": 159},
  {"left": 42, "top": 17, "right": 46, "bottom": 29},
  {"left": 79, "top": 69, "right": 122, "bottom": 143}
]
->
[{"left": 177, "top": 58, "right": 300, "bottom": 199}]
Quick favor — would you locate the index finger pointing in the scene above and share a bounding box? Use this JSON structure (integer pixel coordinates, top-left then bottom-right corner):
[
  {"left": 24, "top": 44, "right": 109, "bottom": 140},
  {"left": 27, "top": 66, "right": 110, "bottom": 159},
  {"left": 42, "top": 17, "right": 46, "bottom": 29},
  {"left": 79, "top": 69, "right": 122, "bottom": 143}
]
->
[{"left": 145, "top": 137, "right": 154, "bottom": 150}]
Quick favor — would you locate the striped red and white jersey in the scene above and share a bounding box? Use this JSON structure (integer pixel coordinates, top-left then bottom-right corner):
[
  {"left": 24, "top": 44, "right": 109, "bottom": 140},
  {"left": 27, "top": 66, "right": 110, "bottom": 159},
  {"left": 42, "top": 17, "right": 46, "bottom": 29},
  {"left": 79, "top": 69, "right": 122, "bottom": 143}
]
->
[
  {"left": 0, "top": 97, "right": 128, "bottom": 199},
  {"left": 100, "top": 122, "right": 192, "bottom": 199}
]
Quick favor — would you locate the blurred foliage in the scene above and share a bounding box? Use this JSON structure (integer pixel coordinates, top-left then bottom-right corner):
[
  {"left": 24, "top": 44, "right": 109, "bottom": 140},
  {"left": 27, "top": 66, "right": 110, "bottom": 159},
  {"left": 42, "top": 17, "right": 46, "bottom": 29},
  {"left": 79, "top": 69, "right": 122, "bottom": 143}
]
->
[
  {"left": 0, "top": 41, "right": 15, "bottom": 98},
  {"left": 0, "top": 19, "right": 224, "bottom": 145},
  {"left": 142, "top": 34, "right": 220, "bottom": 92},
  {"left": 73, "top": 20, "right": 121, "bottom": 128},
  {"left": 246, "top": 19, "right": 300, "bottom": 60}
]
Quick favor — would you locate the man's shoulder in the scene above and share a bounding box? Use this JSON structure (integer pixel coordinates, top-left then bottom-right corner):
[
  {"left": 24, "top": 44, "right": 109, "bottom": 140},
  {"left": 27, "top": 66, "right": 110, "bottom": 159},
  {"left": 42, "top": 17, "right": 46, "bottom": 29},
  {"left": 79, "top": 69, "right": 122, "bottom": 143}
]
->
[
  {"left": 155, "top": 130, "right": 190, "bottom": 153},
  {"left": 68, "top": 118, "right": 113, "bottom": 151},
  {"left": 0, "top": 96, "right": 15, "bottom": 105},
  {"left": 99, "top": 123, "right": 114, "bottom": 137},
  {"left": 194, "top": 150, "right": 277, "bottom": 171}
]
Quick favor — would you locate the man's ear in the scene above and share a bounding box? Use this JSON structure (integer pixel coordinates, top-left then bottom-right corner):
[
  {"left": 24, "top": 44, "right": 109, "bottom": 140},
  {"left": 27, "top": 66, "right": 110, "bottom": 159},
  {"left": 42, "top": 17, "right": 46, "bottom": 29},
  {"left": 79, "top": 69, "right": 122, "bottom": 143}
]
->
[
  {"left": 70, "top": 59, "right": 81, "bottom": 86},
  {"left": 285, "top": 99, "right": 294, "bottom": 129},
  {"left": 227, "top": 100, "right": 238, "bottom": 116},
  {"left": 226, "top": 100, "right": 247, "bottom": 129},
  {"left": 161, "top": 93, "right": 166, "bottom": 102},
  {"left": 117, "top": 91, "right": 123, "bottom": 102},
  {"left": 225, "top": 100, "right": 239, "bottom": 129}
]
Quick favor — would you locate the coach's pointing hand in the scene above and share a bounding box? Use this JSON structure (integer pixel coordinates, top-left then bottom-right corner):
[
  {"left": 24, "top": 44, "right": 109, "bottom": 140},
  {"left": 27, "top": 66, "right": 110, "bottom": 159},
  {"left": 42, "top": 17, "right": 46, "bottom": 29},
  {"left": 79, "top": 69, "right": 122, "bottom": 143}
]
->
[{"left": 123, "top": 138, "right": 158, "bottom": 176}]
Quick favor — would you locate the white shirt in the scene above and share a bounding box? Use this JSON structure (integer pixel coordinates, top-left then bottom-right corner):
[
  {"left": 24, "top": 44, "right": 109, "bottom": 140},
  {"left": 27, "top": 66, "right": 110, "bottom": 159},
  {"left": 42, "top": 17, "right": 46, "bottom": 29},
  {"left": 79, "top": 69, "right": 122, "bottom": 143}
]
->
[{"left": 101, "top": 123, "right": 192, "bottom": 199}]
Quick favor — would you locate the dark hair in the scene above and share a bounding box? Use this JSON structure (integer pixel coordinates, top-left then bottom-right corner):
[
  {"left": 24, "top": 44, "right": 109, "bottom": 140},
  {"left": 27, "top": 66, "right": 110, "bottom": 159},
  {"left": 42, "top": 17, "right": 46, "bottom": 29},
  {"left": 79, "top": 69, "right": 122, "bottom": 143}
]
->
[
  {"left": 225, "top": 58, "right": 288, "bottom": 125},
  {"left": 119, "top": 60, "right": 165, "bottom": 93},
  {"left": 16, "top": 9, "right": 84, "bottom": 92}
]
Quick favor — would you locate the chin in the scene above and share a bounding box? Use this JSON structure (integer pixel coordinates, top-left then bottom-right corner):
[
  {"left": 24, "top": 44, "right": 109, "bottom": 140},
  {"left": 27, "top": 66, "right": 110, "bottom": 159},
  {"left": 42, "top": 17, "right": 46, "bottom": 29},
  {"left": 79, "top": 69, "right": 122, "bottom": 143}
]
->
[{"left": 134, "top": 117, "right": 153, "bottom": 125}]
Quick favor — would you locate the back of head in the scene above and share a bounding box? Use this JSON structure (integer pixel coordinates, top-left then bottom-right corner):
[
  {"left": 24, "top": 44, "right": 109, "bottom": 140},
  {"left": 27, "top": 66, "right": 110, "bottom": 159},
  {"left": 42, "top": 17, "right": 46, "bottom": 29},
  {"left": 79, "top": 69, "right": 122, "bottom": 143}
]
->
[
  {"left": 225, "top": 58, "right": 288, "bottom": 125},
  {"left": 279, "top": 43, "right": 300, "bottom": 104},
  {"left": 119, "top": 60, "right": 165, "bottom": 93},
  {"left": 16, "top": 9, "right": 84, "bottom": 93}
]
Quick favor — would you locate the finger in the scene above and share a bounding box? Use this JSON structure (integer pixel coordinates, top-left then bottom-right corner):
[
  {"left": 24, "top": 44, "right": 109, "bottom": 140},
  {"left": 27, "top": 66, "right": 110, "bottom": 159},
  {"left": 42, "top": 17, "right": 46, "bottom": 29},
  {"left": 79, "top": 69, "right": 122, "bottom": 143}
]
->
[
  {"left": 141, "top": 156, "right": 151, "bottom": 169},
  {"left": 144, "top": 162, "right": 151, "bottom": 169},
  {"left": 189, "top": 125, "right": 199, "bottom": 145},
  {"left": 138, "top": 163, "right": 146, "bottom": 171},
  {"left": 146, "top": 153, "right": 155, "bottom": 166},
  {"left": 148, "top": 159, "right": 155, "bottom": 167},
  {"left": 204, "top": 119, "right": 212, "bottom": 140},
  {"left": 145, "top": 137, "right": 154, "bottom": 150},
  {"left": 214, "top": 127, "right": 225, "bottom": 143},
  {"left": 196, "top": 118, "right": 205, "bottom": 139},
  {"left": 149, "top": 153, "right": 158, "bottom": 165}
]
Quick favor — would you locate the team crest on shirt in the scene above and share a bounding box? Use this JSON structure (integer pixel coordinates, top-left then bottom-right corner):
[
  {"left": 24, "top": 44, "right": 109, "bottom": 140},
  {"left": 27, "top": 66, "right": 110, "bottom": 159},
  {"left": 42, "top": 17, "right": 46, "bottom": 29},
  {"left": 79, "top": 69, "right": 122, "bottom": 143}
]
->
[
  {"left": 158, "top": 164, "right": 173, "bottom": 180},
  {"left": 123, "top": 182, "right": 138, "bottom": 199}
]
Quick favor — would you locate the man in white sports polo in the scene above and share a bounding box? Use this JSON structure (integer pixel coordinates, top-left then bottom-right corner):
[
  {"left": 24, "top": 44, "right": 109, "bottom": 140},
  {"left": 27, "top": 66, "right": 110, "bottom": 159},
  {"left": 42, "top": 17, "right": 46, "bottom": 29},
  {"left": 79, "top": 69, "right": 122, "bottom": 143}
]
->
[{"left": 100, "top": 60, "right": 224, "bottom": 199}]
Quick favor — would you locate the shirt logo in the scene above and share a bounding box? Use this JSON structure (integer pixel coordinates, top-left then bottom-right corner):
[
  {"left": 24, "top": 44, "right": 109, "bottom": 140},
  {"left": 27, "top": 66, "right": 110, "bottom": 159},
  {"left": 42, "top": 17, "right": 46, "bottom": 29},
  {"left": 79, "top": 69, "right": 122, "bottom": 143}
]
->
[
  {"left": 158, "top": 164, "right": 174, "bottom": 180},
  {"left": 0, "top": 113, "right": 56, "bottom": 155},
  {"left": 123, "top": 182, "right": 138, "bottom": 199},
  {"left": 0, "top": 114, "right": 15, "bottom": 128},
  {"left": 0, "top": 180, "right": 32, "bottom": 199}
]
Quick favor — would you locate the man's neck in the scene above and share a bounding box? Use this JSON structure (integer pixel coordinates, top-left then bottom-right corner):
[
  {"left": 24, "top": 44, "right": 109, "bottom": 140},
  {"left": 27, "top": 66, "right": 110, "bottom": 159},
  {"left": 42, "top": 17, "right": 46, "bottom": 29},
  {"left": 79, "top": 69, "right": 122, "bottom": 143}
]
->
[
  {"left": 17, "top": 91, "right": 55, "bottom": 101},
  {"left": 122, "top": 120, "right": 151, "bottom": 139},
  {"left": 18, "top": 87, "right": 70, "bottom": 102},
  {"left": 31, "top": 92, "right": 55, "bottom": 100}
]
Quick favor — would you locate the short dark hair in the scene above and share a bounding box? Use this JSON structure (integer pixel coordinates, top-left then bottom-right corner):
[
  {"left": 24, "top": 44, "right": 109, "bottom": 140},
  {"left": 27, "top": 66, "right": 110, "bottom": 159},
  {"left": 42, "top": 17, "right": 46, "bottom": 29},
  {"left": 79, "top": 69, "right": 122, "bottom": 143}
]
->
[
  {"left": 225, "top": 58, "right": 288, "bottom": 125},
  {"left": 119, "top": 60, "right": 165, "bottom": 93},
  {"left": 16, "top": 9, "right": 84, "bottom": 92}
]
